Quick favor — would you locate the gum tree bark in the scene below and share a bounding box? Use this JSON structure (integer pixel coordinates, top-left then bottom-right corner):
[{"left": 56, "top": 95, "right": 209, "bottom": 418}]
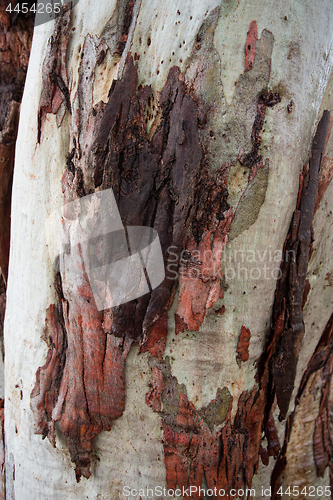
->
[{"left": 4, "top": 0, "right": 333, "bottom": 498}]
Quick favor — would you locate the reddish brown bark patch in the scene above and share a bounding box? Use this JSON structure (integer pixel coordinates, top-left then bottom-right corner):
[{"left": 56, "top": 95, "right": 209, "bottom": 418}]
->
[
  {"left": 146, "top": 356, "right": 276, "bottom": 499},
  {"left": 31, "top": 271, "right": 133, "bottom": 481},
  {"left": 175, "top": 214, "right": 232, "bottom": 333},
  {"left": 236, "top": 325, "right": 251, "bottom": 364},
  {"left": 245, "top": 21, "right": 258, "bottom": 72},
  {"left": 33, "top": 43, "right": 232, "bottom": 478},
  {"left": 260, "top": 411, "right": 280, "bottom": 465},
  {"left": 140, "top": 312, "right": 168, "bottom": 358}
]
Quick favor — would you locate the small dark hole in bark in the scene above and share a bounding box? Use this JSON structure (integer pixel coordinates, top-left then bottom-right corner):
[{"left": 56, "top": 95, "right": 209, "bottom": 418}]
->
[
  {"left": 147, "top": 37, "right": 151, "bottom": 46},
  {"left": 248, "top": 45, "right": 251, "bottom": 50}
]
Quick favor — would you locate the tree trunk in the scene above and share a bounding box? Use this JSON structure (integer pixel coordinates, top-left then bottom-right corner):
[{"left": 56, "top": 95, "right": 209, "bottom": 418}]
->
[{"left": 4, "top": 0, "right": 333, "bottom": 498}]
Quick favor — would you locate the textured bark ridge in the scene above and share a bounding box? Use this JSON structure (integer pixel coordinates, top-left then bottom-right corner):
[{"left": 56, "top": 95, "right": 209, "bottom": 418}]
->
[
  {"left": 266, "top": 110, "right": 331, "bottom": 420},
  {"left": 31, "top": 9, "right": 288, "bottom": 483}
]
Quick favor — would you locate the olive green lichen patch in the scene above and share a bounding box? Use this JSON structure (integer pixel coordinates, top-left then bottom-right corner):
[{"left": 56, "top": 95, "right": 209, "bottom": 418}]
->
[
  {"left": 228, "top": 164, "right": 269, "bottom": 240},
  {"left": 149, "top": 357, "right": 187, "bottom": 429},
  {"left": 198, "top": 387, "right": 231, "bottom": 432}
]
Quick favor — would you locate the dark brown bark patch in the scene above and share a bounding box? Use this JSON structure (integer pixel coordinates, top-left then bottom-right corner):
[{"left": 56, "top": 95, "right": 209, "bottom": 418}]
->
[
  {"left": 90, "top": 57, "right": 205, "bottom": 338},
  {"left": 114, "top": 0, "right": 135, "bottom": 56},
  {"left": 33, "top": 43, "right": 228, "bottom": 478},
  {"left": 0, "top": 0, "right": 33, "bottom": 282},
  {"left": 269, "top": 110, "right": 331, "bottom": 420},
  {"left": 0, "top": 101, "right": 19, "bottom": 283},
  {"left": 0, "top": 0, "right": 34, "bottom": 128}
]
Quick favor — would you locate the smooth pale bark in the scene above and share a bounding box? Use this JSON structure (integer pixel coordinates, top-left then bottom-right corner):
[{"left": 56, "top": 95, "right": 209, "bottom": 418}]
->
[{"left": 4, "top": 0, "right": 333, "bottom": 499}]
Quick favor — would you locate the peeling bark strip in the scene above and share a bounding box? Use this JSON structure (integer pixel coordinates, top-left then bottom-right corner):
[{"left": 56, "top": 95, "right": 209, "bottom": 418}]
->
[
  {"left": 38, "top": 3, "right": 71, "bottom": 141},
  {"left": 146, "top": 358, "right": 232, "bottom": 499},
  {"left": 146, "top": 358, "right": 274, "bottom": 500},
  {"left": 268, "top": 110, "right": 331, "bottom": 420},
  {"left": 31, "top": 270, "right": 133, "bottom": 480}
]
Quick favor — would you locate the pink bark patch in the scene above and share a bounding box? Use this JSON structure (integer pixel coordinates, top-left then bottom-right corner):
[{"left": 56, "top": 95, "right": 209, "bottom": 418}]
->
[{"left": 175, "top": 212, "right": 232, "bottom": 333}]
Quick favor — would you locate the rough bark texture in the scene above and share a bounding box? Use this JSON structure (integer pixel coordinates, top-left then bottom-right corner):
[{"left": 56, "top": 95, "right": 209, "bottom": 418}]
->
[
  {"left": 3, "top": 0, "right": 333, "bottom": 497},
  {"left": 29, "top": 2, "right": 333, "bottom": 490},
  {"left": 30, "top": 5, "right": 289, "bottom": 482}
]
